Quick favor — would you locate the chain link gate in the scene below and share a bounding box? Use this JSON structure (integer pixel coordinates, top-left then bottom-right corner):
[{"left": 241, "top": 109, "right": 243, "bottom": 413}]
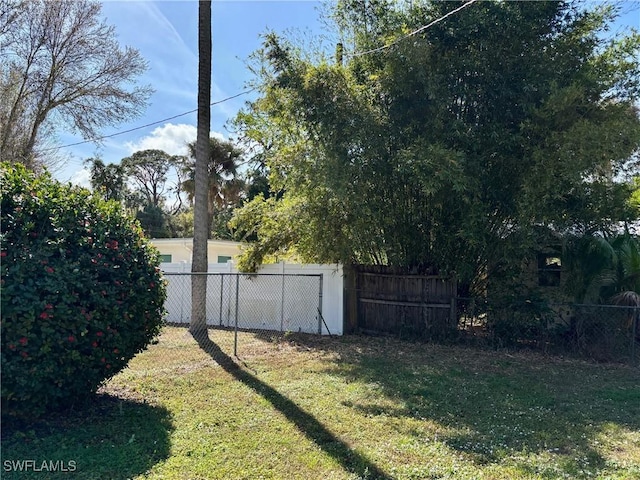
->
[{"left": 163, "top": 272, "right": 324, "bottom": 356}]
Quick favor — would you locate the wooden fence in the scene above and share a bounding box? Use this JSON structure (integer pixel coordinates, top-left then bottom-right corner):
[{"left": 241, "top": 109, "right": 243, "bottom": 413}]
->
[{"left": 343, "top": 265, "right": 457, "bottom": 338}]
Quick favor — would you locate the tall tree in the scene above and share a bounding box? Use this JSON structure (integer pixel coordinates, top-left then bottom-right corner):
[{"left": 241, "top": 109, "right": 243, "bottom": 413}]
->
[
  {"left": 190, "top": 0, "right": 212, "bottom": 338},
  {"left": 85, "top": 152, "right": 183, "bottom": 238},
  {"left": 121, "top": 149, "right": 179, "bottom": 209},
  {"left": 232, "top": 0, "right": 640, "bottom": 293},
  {"left": 0, "top": 0, "right": 152, "bottom": 169}
]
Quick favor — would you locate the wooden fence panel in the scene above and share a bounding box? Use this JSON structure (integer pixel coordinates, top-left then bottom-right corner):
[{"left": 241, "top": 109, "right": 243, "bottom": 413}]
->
[{"left": 344, "top": 265, "right": 457, "bottom": 337}]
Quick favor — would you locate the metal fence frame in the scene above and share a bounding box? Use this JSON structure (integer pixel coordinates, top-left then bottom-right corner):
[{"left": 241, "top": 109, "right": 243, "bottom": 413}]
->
[{"left": 163, "top": 272, "right": 324, "bottom": 355}]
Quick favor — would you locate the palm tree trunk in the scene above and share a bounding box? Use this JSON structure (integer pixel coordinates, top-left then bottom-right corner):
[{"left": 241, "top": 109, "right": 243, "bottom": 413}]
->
[{"left": 190, "top": 0, "right": 211, "bottom": 339}]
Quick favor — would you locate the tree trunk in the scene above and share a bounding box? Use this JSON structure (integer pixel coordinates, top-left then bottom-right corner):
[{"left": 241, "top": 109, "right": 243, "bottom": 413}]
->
[{"left": 190, "top": 0, "right": 211, "bottom": 339}]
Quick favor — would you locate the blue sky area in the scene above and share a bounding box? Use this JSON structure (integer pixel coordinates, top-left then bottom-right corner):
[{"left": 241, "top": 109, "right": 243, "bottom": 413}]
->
[{"left": 54, "top": 1, "right": 639, "bottom": 187}]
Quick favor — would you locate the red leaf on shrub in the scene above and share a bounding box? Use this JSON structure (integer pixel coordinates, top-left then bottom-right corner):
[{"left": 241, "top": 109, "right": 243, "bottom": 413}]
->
[
  {"left": 45, "top": 304, "right": 53, "bottom": 310},
  {"left": 45, "top": 266, "right": 54, "bottom": 273},
  {"left": 106, "top": 364, "right": 111, "bottom": 369},
  {"left": 92, "top": 341, "right": 98, "bottom": 348},
  {"left": 20, "top": 351, "right": 28, "bottom": 358},
  {"left": 39, "top": 311, "right": 48, "bottom": 319},
  {"left": 19, "top": 337, "right": 27, "bottom": 345},
  {"left": 8, "top": 344, "right": 15, "bottom": 350},
  {"left": 0, "top": 251, "right": 6, "bottom": 257},
  {"left": 68, "top": 335, "right": 75, "bottom": 342},
  {"left": 96, "top": 331, "right": 104, "bottom": 337}
]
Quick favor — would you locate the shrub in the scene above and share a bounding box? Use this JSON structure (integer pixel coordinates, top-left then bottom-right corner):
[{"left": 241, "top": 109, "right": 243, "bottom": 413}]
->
[
  {"left": 1, "top": 163, "right": 166, "bottom": 418},
  {"left": 487, "top": 293, "right": 558, "bottom": 348}
]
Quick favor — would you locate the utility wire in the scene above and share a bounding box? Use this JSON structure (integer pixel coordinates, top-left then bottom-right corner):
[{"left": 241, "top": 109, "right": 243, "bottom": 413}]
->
[
  {"left": 349, "top": 0, "right": 479, "bottom": 58},
  {"left": 42, "top": 88, "right": 255, "bottom": 153}
]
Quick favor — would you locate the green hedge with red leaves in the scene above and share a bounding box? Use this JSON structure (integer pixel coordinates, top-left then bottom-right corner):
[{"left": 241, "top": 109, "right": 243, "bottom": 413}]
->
[{"left": 1, "top": 163, "right": 166, "bottom": 418}]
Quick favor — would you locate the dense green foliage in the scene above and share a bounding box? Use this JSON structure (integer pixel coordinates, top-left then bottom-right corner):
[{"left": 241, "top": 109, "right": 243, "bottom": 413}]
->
[
  {"left": 85, "top": 138, "right": 249, "bottom": 240},
  {"left": 563, "top": 233, "right": 640, "bottom": 304},
  {"left": 232, "top": 1, "right": 640, "bottom": 289},
  {"left": 0, "top": 163, "right": 166, "bottom": 417}
]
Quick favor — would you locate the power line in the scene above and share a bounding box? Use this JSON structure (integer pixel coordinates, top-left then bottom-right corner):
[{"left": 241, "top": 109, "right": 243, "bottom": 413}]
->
[
  {"left": 349, "top": 0, "right": 479, "bottom": 58},
  {"left": 43, "top": 88, "right": 255, "bottom": 153}
]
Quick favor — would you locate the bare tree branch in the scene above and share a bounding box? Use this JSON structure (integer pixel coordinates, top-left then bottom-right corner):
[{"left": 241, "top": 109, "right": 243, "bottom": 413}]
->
[{"left": 0, "top": 0, "right": 152, "bottom": 169}]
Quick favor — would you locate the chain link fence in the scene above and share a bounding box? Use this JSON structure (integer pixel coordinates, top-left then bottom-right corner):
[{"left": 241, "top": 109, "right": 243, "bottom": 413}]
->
[
  {"left": 157, "top": 272, "right": 637, "bottom": 365},
  {"left": 456, "top": 298, "right": 639, "bottom": 364},
  {"left": 163, "top": 272, "right": 324, "bottom": 356}
]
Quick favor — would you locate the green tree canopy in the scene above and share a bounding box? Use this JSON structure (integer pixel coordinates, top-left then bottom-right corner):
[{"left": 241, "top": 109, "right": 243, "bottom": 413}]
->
[
  {"left": 121, "top": 149, "right": 182, "bottom": 209},
  {"left": 84, "top": 157, "right": 127, "bottom": 204},
  {"left": 180, "top": 136, "right": 245, "bottom": 238},
  {"left": 85, "top": 150, "right": 182, "bottom": 238},
  {"left": 231, "top": 0, "right": 640, "bottom": 290}
]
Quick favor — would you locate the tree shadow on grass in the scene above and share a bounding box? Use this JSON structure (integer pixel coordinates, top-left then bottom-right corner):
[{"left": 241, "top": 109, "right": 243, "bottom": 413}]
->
[
  {"left": 278, "top": 333, "right": 640, "bottom": 478},
  {"left": 193, "top": 333, "right": 392, "bottom": 480},
  {"left": 1, "top": 394, "right": 173, "bottom": 480}
]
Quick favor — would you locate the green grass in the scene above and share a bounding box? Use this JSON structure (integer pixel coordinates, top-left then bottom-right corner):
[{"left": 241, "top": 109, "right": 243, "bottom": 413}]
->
[{"left": 2, "top": 327, "right": 639, "bottom": 479}]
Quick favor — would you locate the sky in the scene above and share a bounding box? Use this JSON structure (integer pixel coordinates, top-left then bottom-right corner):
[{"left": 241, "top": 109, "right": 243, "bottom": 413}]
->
[
  {"left": 57, "top": 0, "right": 328, "bottom": 187},
  {"left": 51, "top": 0, "right": 639, "bottom": 188}
]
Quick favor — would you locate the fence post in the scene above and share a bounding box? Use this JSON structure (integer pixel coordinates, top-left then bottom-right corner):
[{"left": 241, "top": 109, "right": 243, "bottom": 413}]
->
[
  {"left": 234, "top": 274, "right": 239, "bottom": 357},
  {"left": 318, "top": 274, "right": 324, "bottom": 334},
  {"left": 450, "top": 297, "right": 457, "bottom": 329},
  {"left": 219, "top": 273, "right": 224, "bottom": 326},
  {"left": 632, "top": 307, "right": 638, "bottom": 366},
  {"left": 280, "top": 262, "right": 285, "bottom": 332}
]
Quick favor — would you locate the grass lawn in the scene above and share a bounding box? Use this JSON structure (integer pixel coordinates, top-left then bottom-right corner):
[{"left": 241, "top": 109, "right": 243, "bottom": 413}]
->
[{"left": 2, "top": 326, "right": 639, "bottom": 480}]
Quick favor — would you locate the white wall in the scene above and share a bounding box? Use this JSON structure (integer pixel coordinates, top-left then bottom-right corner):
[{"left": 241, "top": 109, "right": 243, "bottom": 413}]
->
[
  {"left": 150, "top": 238, "right": 243, "bottom": 264},
  {"left": 161, "top": 262, "right": 344, "bottom": 335}
]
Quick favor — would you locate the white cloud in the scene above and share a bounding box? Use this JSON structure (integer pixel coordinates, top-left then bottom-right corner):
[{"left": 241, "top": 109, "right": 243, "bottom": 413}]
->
[
  {"left": 125, "top": 123, "right": 225, "bottom": 157},
  {"left": 125, "top": 123, "right": 195, "bottom": 156},
  {"left": 69, "top": 168, "right": 92, "bottom": 190}
]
